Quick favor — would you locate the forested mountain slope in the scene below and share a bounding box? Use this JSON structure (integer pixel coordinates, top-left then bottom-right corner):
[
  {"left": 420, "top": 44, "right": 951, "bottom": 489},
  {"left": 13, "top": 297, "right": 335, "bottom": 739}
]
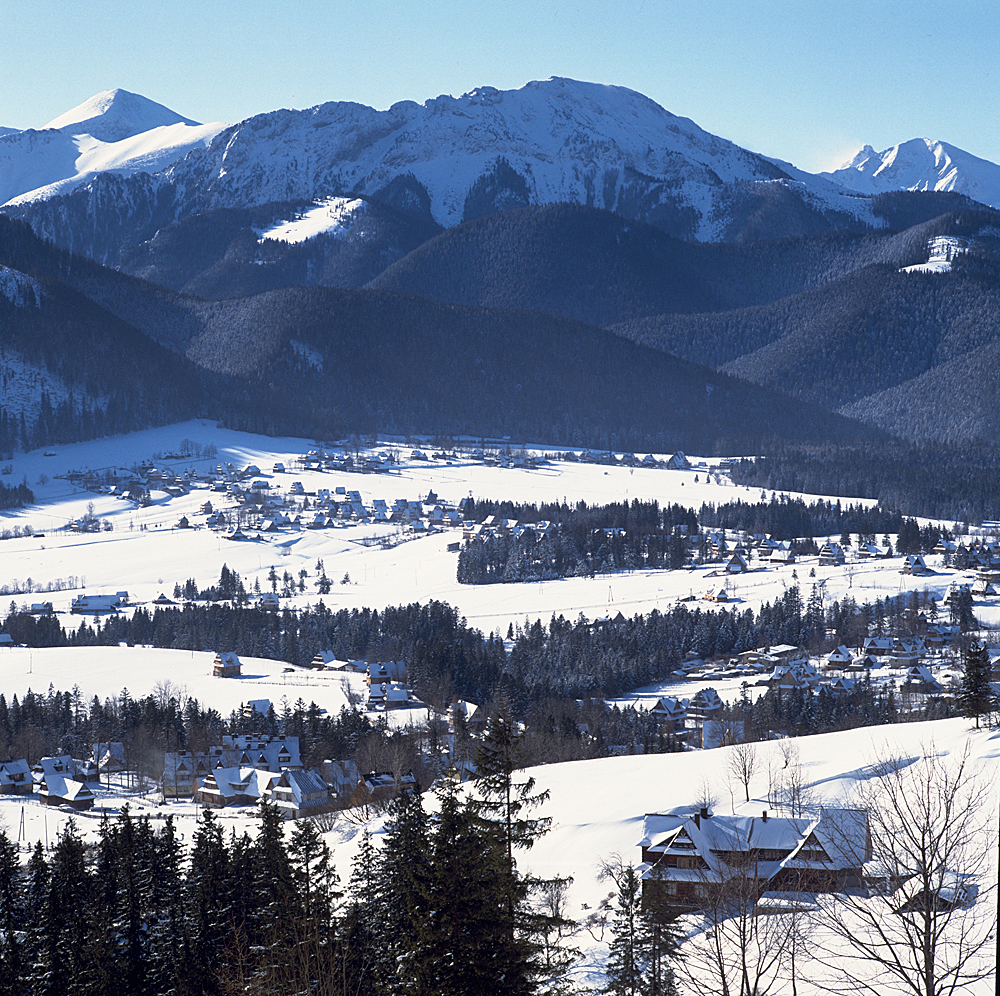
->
[
  {"left": 613, "top": 211, "right": 1000, "bottom": 441},
  {"left": 367, "top": 201, "right": 972, "bottom": 326},
  {"left": 0, "top": 214, "right": 879, "bottom": 451}
]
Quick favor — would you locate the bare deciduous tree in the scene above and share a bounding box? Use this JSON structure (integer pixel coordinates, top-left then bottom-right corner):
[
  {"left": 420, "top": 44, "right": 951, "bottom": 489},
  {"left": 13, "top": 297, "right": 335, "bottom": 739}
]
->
[
  {"left": 728, "top": 740, "right": 759, "bottom": 804},
  {"left": 678, "top": 823, "right": 804, "bottom": 996},
  {"left": 816, "top": 742, "right": 996, "bottom": 996}
]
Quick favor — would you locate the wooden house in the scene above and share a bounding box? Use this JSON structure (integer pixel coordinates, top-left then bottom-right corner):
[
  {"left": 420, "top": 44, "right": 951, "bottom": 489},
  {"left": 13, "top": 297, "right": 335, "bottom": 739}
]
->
[
  {"left": 39, "top": 773, "right": 95, "bottom": 810},
  {"left": 901, "top": 554, "right": 929, "bottom": 575},
  {"left": 0, "top": 758, "right": 31, "bottom": 794},
  {"left": 213, "top": 651, "right": 242, "bottom": 677},
  {"left": 818, "top": 542, "right": 846, "bottom": 566},
  {"left": 825, "top": 645, "right": 853, "bottom": 668},
  {"left": 270, "top": 768, "right": 337, "bottom": 819},
  {"left": 449, "top": 699, "right": 487, "bottom": 733},
  {"left": 902, "top": 665, "right": 943, "bottom": 693},
  {"left": 725, "top": 552, "right": 750, "bottom": 574},
  {"left": 195, "top": 767, "right": 280, "bottom": 808},
  {"left": 686, "top": 687, "right": 723, "bottom": 724},
  {"left": 649, "top": 696, "right": 687, "bottom": 736},
  {"left": 638, "top": 807, "right": 869, "bottom": 913}
]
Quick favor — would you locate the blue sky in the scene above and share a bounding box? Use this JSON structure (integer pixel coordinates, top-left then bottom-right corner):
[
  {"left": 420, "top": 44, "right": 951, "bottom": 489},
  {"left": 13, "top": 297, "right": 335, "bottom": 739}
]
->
[{"left": 1, "top": 0, "right": 997, "bottom": 172}]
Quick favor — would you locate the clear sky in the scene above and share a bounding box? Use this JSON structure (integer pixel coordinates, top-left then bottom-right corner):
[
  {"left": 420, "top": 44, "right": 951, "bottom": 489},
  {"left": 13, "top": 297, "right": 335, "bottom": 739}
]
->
[{"left": 1, "top": 0, "right": 997, "bottom": 173}]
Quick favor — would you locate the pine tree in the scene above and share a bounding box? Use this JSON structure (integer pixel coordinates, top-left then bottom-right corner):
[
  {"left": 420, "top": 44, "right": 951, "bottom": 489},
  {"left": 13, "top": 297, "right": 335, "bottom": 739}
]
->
[
  {"left": 181, "top": 809, "right": 230, "bottom": 996},
  {"left": 148, "top": 815, "right": 184, "bottom": 996},
  {"left": 472, "top": 704, "right": 552, "bottom": 995},
  {"left": 340, "top": 829, "right": 391, "bottom": 996},
  {"left": 604, "top": 862, "right": 652, "bottom": 996},
  {"left": 379, "top": 788, "right": 432, "bottom": 992},
  {"left": 44, "top": 818, "right": 92, "bottom": 996},
  {"left": 22, "top": 841, "right": 50, "bottom": 993},
  {"left": 959, "top": 641, "right": 993, "bottom": 728},
  {"left": 0, "top": 830, "right": 24, "bottom": 995},
  {"left": 417, "top": 774, "right": 532, "bottom": 996}
]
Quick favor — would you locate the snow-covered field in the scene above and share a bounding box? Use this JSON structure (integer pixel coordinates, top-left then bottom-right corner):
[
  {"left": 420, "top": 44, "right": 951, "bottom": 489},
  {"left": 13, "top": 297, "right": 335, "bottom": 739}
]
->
[{"left": 1, "top": 419, "right": 982, "bottom": 646}]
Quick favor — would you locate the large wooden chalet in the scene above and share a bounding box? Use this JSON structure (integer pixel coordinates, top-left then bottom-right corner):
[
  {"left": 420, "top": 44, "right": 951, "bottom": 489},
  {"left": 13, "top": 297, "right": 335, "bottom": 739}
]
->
[{"left": 639, "top": 807, "right": 869, "bottom": 914}]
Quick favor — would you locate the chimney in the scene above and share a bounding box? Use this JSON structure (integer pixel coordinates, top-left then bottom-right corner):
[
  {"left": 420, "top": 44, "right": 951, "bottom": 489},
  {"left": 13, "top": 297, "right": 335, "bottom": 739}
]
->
[
  {"left": 762, "top": 810, "right": 768, "bottom": 822},
  {"left": 693, "top": 812, "right": 700, "bottom": 829},
  {"left": 700, "top": 806, "right": 710, "bottom": 819}
]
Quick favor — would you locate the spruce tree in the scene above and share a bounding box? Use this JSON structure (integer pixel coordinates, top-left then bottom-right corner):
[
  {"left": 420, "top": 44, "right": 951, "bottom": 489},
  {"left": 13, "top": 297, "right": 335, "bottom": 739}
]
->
[
  {"left": 0, "top": 830, "right": 24, "bottom": 995},
  {"left": 472, "top": 705, "right": 552, "bottom": 995},
  {"left": 22, "top": 841, "right": 50, "bottom": 994},
  {"left": 379, "top": 787, "right": 432, "bottom": 992},
  {"left": 286, "top": 818, "right": 341, "bottom": 992},
  {"left": 44, "top": 818, "right": 92, "bottom": 996},
  {"left": 959, "top": 641, "right": 993, "bottom": 728},
  {"left": 340, "top": 828, "right": 391, "bottom": 996},
  {"left": 181, "top": 809, "right": 230, "bottom": 995},
  {"left": 604, "top": 862, "right": 652, "bottom": 996},
  {"left": 418, "top": 774, "right": 533, "bottom": 996},
  {"left": 149, "top": 815, "right": 184, "bottom": 996}
]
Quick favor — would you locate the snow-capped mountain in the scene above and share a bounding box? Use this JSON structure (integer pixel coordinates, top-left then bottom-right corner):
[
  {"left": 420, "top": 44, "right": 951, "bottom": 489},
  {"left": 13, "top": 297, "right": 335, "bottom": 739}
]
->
[
  {"left": 4, "top": 78, "right": 884, "bottom": 253},
  {"left": 822, "top": 138, "right": 1000, "bottom": 209},
  {"left": 154, "top": 76, "right": 880, "bottom": 240},
  {"left": 0, "top": 88, "right": 226, "bottom": 206},
  {"left": 41, "top": 89, "right": 200, "bottom": 144}
]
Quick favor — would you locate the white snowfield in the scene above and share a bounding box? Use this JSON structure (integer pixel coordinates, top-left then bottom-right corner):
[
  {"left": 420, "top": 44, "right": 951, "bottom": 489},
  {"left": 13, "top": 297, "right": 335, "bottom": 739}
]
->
[
  {"left": 0, "top": 88, "right": 226, "bottom": 206},
  {"left": 255, "top": 196, "right": 366, "bottom": 244},
  {"left": 0, "top": 646, "right": 366, "bottom": 721},
  {"left": 0, "top": 418, "right": 990, "bottom": 647},
  {"left": 900, "top": 235, "right": 969, "bottom": 274}
]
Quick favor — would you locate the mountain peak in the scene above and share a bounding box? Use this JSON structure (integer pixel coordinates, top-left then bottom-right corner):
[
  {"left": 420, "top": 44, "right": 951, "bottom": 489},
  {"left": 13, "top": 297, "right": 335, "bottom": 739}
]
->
[
  {"left": 42, "top": 88, "right": 200, "bottom": 144},
  {"left": 824, "top": 136, "right": 1000, "bottom": 208}
]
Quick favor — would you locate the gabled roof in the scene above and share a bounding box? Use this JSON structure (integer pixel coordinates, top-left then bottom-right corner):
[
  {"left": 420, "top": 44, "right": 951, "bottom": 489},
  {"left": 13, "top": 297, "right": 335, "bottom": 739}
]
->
[{"left": 40, "top": 773, "right": 95, "bottom": 802}]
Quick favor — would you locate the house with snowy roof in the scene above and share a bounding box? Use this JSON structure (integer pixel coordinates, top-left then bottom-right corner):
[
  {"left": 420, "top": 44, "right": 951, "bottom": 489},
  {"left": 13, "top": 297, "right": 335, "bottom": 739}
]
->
[
  {"left": 862, "top": 637, "right": 894, "bottom": 658},
  {"left": 901, "top": 554, "right": 930, "bottom": 575},
  {"left": 686, "top": 687, "right": 723, "bottom": 725},
  {"left": 825, "top": 645, "right": 853, "bottom": 668},
  {"left": 270, "top": 768, "right": 337, "bottom": 820},
  {"left": 349, "top": 770, "right": 418, "bottom": 808},
  {"left": 725, "top": 552, "right": 750, "bottom": 574},
  {"left": 319, "top": 759, "right": 361, "bottom": 801},
  {"left": 768, "top": 544, "right": 796, "bottom": 565},
  {"left": 769, "top": 662, "right": 819, "bottom": 692},
  {"left": 817, "top": 542, "right": 846, "bottom": 566},
  {"left": 449, "top": 699, "right": 487, "bottom": 733},
  {"left": 828, "top": 676, "right": 857, "bottom": 696},
  {"left": 39, "top": 773, "right": 95, "bottom": 811},
  {"left": 902, "top": 665, "right": 943, "bottom": 693},
  {"left": 195, "top": 767, "right": 281, "bottom": 808},
  {"left": 213, "top": 651, "right": 242, "bottom": 677},
  {"left": 224, "top": 735, "right": 301, "bottom": 769},
  {"left": 367, "top": 661, "right": 408, "bottom": 686},
  {"left": 70, "top": 591, "right": 129, "bottom": 614},
  {"left": 648, "top": 696, "right": 688, "bottom": 736},
  {"left": 638, "top": 807, "right": 869, "bottom": 913},
  {"left": 367, "top": 681, "right": 415, "bottom": 711},
  {"left": 0, "top": 758, "right": 31, "bottom": 794}
]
